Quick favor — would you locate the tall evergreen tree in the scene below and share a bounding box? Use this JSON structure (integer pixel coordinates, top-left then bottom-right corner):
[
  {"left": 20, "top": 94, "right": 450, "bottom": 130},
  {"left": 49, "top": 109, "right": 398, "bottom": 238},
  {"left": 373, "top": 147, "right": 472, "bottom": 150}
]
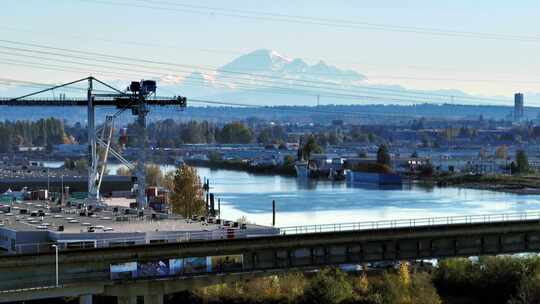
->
[
  {"left": 377, "top": 144, "right": 392, "bottom": 168},
  {"left": 167, "top": 164, "right": 206, "bottom": 218}
]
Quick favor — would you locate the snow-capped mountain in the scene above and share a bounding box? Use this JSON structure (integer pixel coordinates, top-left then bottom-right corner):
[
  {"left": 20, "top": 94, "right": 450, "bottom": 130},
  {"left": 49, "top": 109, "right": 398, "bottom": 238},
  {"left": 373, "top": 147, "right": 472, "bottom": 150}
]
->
[
  {"left": 0, "top": 49, "right": 525, "bottom": 107},
  {"left": 163, "top": 49, "right": 373, "bottom": 104},
  {"left": 166, "top": 49, "right": 524, "bottom": 107},
  {"left": 217, "top": 49, "right": 364, "bottom": 82}
]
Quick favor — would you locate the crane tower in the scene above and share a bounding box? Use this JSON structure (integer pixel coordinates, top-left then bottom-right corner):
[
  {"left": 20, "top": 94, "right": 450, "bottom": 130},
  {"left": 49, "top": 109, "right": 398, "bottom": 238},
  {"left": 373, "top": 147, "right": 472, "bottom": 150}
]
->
[{"left": 1, "top": 76, "right": 187, "bottom": 209}]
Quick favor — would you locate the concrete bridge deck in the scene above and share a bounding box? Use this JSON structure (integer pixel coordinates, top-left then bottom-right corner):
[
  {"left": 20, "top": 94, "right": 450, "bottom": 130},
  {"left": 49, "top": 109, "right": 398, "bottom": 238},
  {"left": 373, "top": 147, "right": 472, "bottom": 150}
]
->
[{"left": 2, "top": 212, "right": 540, "bottom": 303}]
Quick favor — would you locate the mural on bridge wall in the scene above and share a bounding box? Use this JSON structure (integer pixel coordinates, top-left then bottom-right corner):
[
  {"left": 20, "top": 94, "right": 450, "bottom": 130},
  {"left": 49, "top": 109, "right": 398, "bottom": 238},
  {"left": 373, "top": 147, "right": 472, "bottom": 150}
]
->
[
  {"left": 110, "top": 262, "right": 137, "bottom": 280},
  {"left": 110, "top": 254, "right": 244, "bottom": 280}
]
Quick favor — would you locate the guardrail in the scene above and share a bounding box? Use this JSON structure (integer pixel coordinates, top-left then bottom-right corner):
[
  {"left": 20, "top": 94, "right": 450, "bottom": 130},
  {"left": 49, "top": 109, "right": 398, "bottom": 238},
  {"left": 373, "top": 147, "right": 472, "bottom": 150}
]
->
[{"left": 279, "top": 212, "right": 540, "bottom": 235}]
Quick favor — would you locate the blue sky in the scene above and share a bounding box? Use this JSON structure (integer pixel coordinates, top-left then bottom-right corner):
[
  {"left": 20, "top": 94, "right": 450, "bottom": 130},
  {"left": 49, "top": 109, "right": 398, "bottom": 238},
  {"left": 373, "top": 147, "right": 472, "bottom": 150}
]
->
[{"left": 1, "top": 0, "right": 539, "bottom": 99}]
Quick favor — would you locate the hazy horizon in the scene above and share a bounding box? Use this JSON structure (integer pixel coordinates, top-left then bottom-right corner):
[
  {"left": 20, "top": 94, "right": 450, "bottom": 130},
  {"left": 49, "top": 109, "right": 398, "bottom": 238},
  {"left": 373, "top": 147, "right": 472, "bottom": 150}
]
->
[{"left": 1, "top": 1, "right": 539, "bottom": 105}]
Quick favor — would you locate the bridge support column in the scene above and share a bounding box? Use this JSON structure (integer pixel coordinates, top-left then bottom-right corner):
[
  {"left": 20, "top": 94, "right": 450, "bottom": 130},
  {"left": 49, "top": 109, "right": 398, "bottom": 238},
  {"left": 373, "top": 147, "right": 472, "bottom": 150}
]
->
[
  {"left": 144, "top": 294, "right": 164, "bottom": 304},
  {"left": 79, "top": 294, "right": 92, "bottom": 304},
  {"left": 117, "top": 295, "right": 137, "bottom": 304}
]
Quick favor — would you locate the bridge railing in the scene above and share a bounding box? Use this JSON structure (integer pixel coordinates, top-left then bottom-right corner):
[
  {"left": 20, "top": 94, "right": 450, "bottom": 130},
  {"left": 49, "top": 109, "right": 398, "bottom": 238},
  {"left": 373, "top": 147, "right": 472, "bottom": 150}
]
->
[{"left": 279, "top": 211, "right": 540, "bottom": 235}]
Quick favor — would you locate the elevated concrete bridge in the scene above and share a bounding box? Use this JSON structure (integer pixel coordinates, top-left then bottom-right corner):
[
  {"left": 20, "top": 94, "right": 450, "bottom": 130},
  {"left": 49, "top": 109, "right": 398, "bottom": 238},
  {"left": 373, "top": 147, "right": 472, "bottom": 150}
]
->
[{"left": 2, "top": 212, "right": 540, "bottom": 304}]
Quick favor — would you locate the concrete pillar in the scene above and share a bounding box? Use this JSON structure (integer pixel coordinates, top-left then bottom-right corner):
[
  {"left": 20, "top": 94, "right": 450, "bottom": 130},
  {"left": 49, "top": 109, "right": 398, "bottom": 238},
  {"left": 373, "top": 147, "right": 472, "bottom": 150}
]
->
[
  {"left": 117, "top": 296, "right": 137, "bottom": 304},
  {"left": 144, "top": 294, "right": 164, "bottom": 304},
  {"left": 79, "top": 294, "right": 92, "bottom": 304}
]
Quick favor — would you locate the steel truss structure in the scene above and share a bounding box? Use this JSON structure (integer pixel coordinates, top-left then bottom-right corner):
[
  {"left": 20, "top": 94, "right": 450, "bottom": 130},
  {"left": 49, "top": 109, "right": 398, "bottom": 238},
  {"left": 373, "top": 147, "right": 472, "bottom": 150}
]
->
[{"left": 1, "top": 76, "right": 187, "bottom": 208}]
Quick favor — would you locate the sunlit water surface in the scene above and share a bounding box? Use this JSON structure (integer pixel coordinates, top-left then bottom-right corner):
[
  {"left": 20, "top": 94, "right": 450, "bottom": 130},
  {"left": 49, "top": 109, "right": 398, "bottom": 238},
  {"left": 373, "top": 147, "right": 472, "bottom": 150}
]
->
[{"left": 45, "top": 162, "right": 540, "bottom": 227}]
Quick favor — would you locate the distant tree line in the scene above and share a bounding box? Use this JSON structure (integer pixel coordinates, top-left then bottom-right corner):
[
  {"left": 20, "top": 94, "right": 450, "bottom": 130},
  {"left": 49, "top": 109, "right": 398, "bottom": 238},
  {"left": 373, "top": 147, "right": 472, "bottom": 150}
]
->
[
  {"left": 128, "top": 120, "right": 255, "bottom": 147},
  {"left": 0, "top": 118, "right": 70, "bottom": 152}
]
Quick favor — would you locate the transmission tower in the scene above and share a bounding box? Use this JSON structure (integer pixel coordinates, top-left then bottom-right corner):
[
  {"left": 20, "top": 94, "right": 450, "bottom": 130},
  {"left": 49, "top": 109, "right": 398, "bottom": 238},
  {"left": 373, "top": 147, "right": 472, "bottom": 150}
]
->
[{"left": 1, "top": 76, "right": 187, "bottom": 209}]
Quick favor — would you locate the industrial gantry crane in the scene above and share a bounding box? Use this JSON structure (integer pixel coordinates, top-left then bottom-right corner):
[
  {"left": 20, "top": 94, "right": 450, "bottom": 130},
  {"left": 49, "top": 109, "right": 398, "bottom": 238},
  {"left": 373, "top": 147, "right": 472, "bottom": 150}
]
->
[{"left": 0, "top": 76, "right": 187, "bottom": 209}]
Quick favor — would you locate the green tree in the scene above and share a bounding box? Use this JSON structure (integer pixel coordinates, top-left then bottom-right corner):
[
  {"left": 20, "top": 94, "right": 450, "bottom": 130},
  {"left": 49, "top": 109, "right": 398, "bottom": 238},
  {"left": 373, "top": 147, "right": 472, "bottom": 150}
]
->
[
  {"left": 168, "top": 164, "right": 205, "bottom": 218},
  {"left": 302, "top": 268, "right": 354, "bottom": 304},
  {"left": 283, "top": 155, "right": 295, "bottom": 170},
  {"left": 377, "top": 144, "right": 391, "bottom": 168},
  {"left": 300, "top": 135, "right": 323, "bottom": 160},
  {"left": 257, "top": 128, "right": 273, "bottom": 144},
  {"left": 515, "top": 150, "right": 529, "bottom": 174},
  {"left": 218, "top": 122, "right": 253, "bottom": 144},
  {"left": 146, "top": 164, "right": 163, "bottom": 187},
  {"left": 116, "top": 164, "right": 164, "bottom": 187},
  {"left": 382, "top": 270, "right": 442, "bottom": 304},
  {"left": 208, "top": 151, "right": 222, "bottom": 162}
]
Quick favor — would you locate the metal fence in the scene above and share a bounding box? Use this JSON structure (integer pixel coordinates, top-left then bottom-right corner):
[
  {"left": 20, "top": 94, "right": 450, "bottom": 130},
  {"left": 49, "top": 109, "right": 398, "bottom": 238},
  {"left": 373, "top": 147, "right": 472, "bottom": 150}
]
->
[{"left": 279, "top": 212, "right": 540, "bottom": 235}]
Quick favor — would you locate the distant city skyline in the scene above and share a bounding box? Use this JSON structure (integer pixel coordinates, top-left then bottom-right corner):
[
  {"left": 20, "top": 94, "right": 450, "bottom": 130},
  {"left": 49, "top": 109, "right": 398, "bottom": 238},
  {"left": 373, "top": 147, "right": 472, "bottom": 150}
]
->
[{"left": 0, "top": 0, "right": 539, "bottom": 103}]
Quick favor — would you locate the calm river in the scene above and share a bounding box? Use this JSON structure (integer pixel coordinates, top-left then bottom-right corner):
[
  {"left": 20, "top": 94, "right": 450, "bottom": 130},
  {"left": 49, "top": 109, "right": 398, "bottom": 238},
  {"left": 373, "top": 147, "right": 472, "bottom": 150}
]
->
[
  {"left": 192, "top": 167, "right": 540, "bottom": 227},
  {"left": 45, "top": 162, "right": 540, "bottom": 227}
]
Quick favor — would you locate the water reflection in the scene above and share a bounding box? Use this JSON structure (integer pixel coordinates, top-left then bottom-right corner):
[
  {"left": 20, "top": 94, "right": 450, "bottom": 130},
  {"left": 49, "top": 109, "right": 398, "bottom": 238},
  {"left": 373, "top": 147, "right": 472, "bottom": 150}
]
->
[
  {"left": 195, "top": 167, "right": 540, "bottom": 227},
  {"left": 41, "top": 162, "right": 540, "bottom": 227}
]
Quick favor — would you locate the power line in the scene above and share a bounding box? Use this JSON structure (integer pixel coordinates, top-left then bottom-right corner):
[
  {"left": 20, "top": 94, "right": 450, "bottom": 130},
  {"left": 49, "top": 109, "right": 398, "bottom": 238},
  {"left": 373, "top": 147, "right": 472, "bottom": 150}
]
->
[
  {"left": 3, "top": 25, "right": 529, "bottom": 78},
  {"left": 80, "top": 0, "right": 540, "bottom": 43},
  {"left": 0, "top": 47, "right": 449, "bottom": 103},
  {"left": 0, "top": 39, "right": 511, "bottom": 104},
  {"left": 0, "top": 77, "right": 422, "bottom": 119},
  {"left": 0, "top": 55, "right": 460, "bottom": 105}
]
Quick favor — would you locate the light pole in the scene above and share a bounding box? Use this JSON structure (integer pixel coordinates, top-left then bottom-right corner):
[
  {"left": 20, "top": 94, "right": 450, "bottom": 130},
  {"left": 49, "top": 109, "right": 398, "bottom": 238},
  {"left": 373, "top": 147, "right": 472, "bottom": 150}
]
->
[
  {"left": 61, "top": 174, "right": 64, "bottom": 204},
  {"left": 51, "top": 244, "right": 59, "bottom": 287}
]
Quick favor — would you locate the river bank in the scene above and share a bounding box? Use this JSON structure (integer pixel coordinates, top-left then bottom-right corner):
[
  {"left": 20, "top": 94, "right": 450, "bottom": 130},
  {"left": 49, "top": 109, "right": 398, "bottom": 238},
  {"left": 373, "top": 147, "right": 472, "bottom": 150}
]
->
[
  {"left": 187, "top": 159, "right": 540, "bottom": 195},
  {"left": 424, "top": 173, "right": 540, "bottom": 195},
  {"left": 184, "top": 159, "right": 296, "bottom": 176}
]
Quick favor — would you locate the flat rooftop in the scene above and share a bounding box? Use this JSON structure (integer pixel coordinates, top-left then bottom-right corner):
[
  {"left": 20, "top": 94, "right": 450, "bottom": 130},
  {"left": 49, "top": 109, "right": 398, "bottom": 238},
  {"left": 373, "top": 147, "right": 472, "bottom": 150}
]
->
[{"left": 0, "top": 200, "right": 266, "bottom": 234}]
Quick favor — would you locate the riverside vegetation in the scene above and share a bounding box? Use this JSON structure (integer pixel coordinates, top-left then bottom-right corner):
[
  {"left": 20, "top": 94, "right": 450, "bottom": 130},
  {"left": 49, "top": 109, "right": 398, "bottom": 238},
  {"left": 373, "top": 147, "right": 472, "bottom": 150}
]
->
[
  {"left": 162, "top": 256, "right": 540, "bottom": 304},
  {"left": 54, "top": 255, "right": 540, "bottom": 304}
]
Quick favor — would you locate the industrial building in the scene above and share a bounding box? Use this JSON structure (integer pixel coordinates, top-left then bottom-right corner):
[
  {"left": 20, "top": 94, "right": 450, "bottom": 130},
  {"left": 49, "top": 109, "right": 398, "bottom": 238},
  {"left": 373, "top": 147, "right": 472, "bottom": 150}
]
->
[{"left": 0, "top": 200, "right": 278, "bottom": 255}]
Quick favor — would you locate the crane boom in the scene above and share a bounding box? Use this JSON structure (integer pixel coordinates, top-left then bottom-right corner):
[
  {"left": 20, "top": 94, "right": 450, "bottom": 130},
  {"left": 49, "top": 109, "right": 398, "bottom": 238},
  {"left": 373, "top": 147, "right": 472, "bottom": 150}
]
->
[{"left": 1, "top": 76, "right": 187, "bottom": 209}]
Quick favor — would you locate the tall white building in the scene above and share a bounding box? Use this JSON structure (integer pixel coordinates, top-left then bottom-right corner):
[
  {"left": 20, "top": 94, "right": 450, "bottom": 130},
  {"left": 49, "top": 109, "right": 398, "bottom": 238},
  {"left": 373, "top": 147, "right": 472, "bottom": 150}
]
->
[{"left": 514, "top": 93, "right": 524, "bottom": 121}]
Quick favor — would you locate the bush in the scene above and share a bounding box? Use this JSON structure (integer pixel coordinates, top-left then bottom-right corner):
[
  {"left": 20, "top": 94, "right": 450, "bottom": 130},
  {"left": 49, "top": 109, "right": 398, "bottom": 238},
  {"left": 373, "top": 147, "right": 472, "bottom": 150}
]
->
[
  {"left": 302, "top": 268, "right": 354, "bottom": 304},
  {"left": 434, "top": 257, "right": 529, "bottom": 304},
  {"left": 508, "top": 273, "right": 540, "bottom": 304},
  {"left": 410, "top": 272, "right": 442, "bottom": 304},
  {"left": 380, "top": 271, "right": 441, "bottom": 304}
]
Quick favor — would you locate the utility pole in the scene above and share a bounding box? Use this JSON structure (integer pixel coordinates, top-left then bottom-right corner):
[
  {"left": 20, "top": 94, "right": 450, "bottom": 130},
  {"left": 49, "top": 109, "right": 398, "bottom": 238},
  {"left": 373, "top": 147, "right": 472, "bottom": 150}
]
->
[
  {"left": 272, "top": 200, "right": 276, "bottom": 226},
  {"left": 218, "top": 198, "right": 221, "bottom": 220}
]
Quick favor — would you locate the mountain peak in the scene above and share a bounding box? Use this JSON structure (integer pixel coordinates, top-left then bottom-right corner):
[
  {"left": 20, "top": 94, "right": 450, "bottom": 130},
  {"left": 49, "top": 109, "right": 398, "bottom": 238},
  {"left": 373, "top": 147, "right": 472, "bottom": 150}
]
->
[
  {"left": 219, "top": 49, "right": 365, "bottom": 82},
  {"left": 250, "top": 49, "right": 291, "bottom": 61},
  {"left": 220, "top": 49, "right": 292, "bottom": 73}
]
